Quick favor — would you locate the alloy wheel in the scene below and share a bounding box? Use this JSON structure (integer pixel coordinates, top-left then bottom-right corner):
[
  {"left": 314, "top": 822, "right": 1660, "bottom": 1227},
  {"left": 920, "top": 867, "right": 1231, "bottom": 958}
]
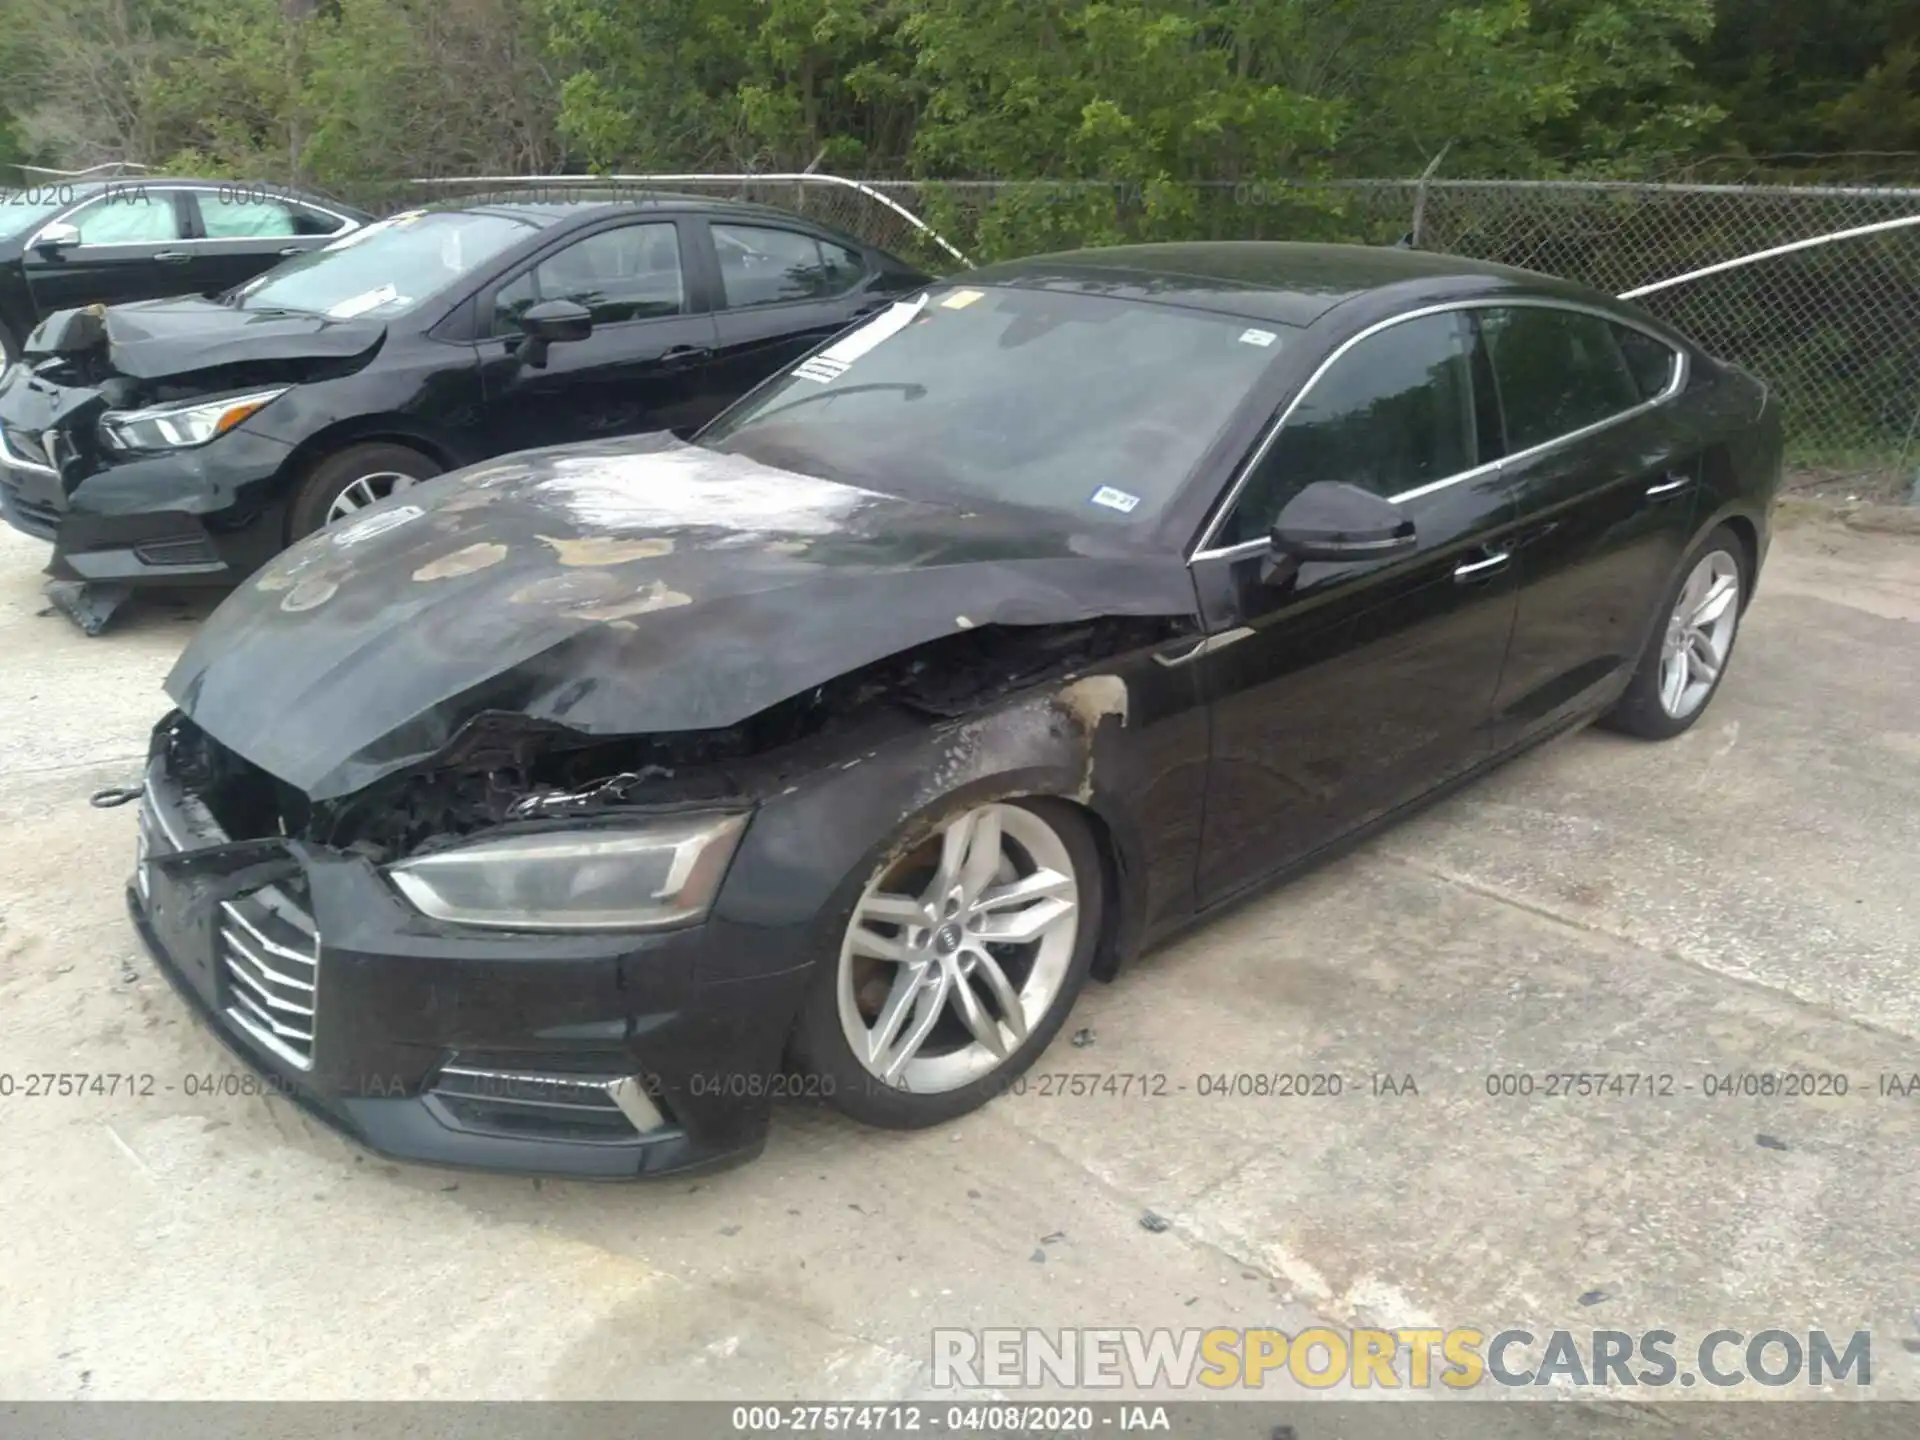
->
[
  {"left": 325, "top": 471, "right": 419, "bottom": 525},
  {"left": 838, "top": 802, "right": 1081, "bottom": 1093},
  {"left": 1658, "top": 549, "right": 1741, "bottom": 719}
]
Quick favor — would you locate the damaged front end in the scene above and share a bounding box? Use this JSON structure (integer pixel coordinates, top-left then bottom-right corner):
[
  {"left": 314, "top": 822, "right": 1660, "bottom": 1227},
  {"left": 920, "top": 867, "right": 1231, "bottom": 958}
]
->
[
  {"left": 131, "top": 607, "right": 1173, "bottom": 1177},
  {"left": 0, "top": 299, "right": 387, "bottom": 629}
]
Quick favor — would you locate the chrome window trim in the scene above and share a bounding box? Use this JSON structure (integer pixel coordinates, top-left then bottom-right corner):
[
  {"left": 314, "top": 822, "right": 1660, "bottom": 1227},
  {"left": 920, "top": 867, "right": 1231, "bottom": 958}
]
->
[{"left": 1189, "top": 296, "right": 1688, "bottom": 563}]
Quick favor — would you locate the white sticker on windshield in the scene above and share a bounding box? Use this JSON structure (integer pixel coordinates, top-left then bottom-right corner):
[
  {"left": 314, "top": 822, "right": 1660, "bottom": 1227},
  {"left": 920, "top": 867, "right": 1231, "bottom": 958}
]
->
[
  {"left": 327, "top": 283, "right": 398, "bottom": 319},
  {"left": 1089, "top": 485, "right": 1142, "bottom": 514},
  {"left": 1239, "top": 327, "right": 1278, "bottom": 347},
  {"left": 790, "top": 294, "right": 929, "bottom": 383}
]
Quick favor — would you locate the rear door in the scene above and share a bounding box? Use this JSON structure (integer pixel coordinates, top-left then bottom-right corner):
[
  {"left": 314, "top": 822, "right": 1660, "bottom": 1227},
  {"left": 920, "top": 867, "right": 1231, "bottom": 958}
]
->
[
  {"left": 700, "top": 220, "right": 888, "bottom": 400},
  {"left": 475, "top": 216, "right": 722, "bottom": 454},
  {"left": 1479, "top": 303, "right": 1696, "bottom": 748},
  {"left": 1190, "top": 307, "right": 1520, "bottom": 905},
  {"left": 21, "top": 185, "right": 196, "bottom": 312},
  {"left": 179, "top": 187, "right": 358, "bottom": 297}
]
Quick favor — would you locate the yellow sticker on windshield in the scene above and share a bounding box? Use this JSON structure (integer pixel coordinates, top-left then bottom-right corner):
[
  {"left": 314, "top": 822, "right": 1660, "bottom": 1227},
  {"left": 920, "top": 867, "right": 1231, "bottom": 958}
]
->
[{"left": 941, "top": 289, "right": 984, "bottom": 309}]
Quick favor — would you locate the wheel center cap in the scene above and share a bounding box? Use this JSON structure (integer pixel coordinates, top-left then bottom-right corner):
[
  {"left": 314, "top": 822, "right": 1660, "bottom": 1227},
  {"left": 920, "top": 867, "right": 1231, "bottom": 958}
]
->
[{"left": 933, "top": 923, "right": 963, "bottom": 955}]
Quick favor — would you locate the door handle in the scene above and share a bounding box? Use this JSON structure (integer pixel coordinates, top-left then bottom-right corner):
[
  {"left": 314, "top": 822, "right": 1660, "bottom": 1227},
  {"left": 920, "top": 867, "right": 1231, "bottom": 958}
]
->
[
  {"left": 659, "top": 345, "right": 711, "bottom": 369},
  {"left": 1452, "top": 550, "right": 1510, "bottom": 582},
  {"left": 1644, "top": 473, "right": 1691, "bottom": 499},
  {"left": 153, "top": 250, "right": 190, "bottom": 263}
]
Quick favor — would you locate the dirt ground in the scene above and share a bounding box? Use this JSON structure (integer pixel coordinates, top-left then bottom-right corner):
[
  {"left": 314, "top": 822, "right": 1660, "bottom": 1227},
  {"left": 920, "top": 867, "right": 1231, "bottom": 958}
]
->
[{"left": 0, "top": 511, "right": 1915, "bottom": 1405}]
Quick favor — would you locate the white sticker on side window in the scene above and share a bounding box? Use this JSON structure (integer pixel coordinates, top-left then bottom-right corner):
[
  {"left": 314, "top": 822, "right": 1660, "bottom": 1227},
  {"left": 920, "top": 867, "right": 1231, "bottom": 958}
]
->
[
  {"left": 791, "top": 294, "right": 930, "bottom": 383},
  {"left": 1089, "top": 485, "right": 1142, "bottom": 514}
]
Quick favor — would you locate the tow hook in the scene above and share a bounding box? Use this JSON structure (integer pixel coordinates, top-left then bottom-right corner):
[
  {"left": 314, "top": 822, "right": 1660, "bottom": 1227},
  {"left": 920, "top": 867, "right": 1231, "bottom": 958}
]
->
[{"left": 89, "top": 785, "right": 143, "bottom": 809}]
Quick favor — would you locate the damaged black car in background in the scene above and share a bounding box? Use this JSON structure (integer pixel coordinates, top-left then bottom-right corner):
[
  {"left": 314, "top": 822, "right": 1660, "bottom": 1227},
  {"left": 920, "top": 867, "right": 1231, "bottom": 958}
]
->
[
  {"left": 0, "top": 192, "right": 928, "bottom": 630},
  {"left": 129, "top": 243, "right": 1780, "bottom": 1177}
]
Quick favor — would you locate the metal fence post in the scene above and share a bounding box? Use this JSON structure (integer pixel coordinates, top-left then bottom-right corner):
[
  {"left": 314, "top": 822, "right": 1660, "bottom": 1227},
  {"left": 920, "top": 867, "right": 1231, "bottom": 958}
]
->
[{"left": 1409, "top": 144, "right": 1451, "bottom": 248}]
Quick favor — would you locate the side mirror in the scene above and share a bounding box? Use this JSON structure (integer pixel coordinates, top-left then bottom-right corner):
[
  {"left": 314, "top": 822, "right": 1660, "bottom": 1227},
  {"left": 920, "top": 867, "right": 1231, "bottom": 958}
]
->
[
  {"left": 514, "top": 298, "right": 593, "bottom": 369},
  {"left": 29, "top": 221, "right": 81, "bottom": 257},
  {"left": 1270, "top": 481, "right": 1417, "bottom": 565}
]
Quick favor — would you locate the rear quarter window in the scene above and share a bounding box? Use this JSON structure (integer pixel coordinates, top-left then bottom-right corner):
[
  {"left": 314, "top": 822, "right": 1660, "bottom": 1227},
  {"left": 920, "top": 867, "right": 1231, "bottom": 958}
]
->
[
  {"left": 1612, "top": 323, "right": 1682, "bottom": 401},
  {"left": 1483, "top": 306, "right": 1644, "bottom": 451}
]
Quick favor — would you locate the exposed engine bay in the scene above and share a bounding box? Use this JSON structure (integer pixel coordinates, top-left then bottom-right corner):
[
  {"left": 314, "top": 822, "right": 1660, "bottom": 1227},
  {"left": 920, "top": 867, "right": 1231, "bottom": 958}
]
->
[{"left": 165, "top": 617, "right": 1176, "bottom": 863}]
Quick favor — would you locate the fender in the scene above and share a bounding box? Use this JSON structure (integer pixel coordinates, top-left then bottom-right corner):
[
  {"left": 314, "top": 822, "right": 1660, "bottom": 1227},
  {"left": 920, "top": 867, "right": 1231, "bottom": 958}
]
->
[{"left": 708, "top": 671, "right": 1154, "bottom": 984}]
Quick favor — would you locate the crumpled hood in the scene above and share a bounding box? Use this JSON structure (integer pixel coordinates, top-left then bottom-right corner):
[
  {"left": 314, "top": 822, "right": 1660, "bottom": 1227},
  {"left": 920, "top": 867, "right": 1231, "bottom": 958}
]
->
[
  {"left": 166, "top": 434, "right": 1196, "bottom": 801},
  {"left": 24, "top": 296, "right": 385, "bottom": 383}
]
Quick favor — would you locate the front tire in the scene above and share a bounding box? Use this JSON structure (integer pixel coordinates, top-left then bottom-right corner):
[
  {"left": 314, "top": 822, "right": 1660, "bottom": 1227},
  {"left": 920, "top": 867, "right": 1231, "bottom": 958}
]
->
[
  {"left": 792, "top": 796, "right": 1104, "bottom": 1129},
  {"left": 1601, "top": 525, "right": 1747, "bottom": 740},
  {"left": 287, "top": 441, "right": 441, "bottom": 540}
]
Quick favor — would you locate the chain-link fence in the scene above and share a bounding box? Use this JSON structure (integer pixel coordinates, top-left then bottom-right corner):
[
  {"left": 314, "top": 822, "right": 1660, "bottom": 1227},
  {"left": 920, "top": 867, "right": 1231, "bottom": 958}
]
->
[
  {"left": 1398, "top": 180, "right": 1920, "bottom": 480},
  {"left": 7, "top": 162, "right": 1916, "bottom": 471},
  {"left": 362, "top": 172, "right": 1920, "bottom": 479},
  {"left": 848, "top": 177, "right": 1920, "bottom": 478}
]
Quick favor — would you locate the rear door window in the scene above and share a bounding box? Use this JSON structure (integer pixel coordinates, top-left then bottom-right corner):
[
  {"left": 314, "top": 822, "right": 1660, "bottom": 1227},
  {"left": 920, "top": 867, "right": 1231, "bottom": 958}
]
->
[
  {"left": 1611, "top": 323, "right": 1682, "bottom": 401},
  {"left": 197, "top": 191, "right": 346, "bottom": 238},
  {"left": 712, "top": 224, "right": 866, "bottom": 307}
]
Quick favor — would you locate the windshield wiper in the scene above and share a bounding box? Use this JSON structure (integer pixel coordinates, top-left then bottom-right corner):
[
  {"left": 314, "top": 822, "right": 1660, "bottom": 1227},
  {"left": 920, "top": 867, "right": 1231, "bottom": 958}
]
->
[{"left": 746, "top": 381, "right": 926, "bottom": 426}]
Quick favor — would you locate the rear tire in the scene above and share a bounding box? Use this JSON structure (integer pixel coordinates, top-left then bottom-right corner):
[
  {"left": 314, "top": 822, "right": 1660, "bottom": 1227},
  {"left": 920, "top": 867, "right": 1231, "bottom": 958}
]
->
[
  {"left": 1600, "top": 524, "right": 1747, "bottom": 740},
  {"left": 791, "top": 795, "right": 1104, "bottom": 1130},
  {"left": 287, "top": 442, "right": 441, "bottom": 540}
]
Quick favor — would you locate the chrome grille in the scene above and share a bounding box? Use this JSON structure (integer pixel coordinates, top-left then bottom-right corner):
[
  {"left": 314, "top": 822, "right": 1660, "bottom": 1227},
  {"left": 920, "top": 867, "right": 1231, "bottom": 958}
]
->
[{"left": 219, "top": 894, "right": 319, "bottom": 1070}]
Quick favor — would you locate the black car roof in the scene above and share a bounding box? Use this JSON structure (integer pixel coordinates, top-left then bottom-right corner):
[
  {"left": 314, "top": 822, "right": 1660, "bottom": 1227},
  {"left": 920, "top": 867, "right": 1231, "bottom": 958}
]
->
[{"left": 964, "top": 241, "right": 1592, "bottom": 327}]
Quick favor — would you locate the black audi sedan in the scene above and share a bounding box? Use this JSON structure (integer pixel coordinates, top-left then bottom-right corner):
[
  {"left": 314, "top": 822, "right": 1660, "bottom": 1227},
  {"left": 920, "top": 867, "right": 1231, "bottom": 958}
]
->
[
  {"left": 0, "top": 194, "right": 929, "bottom": 627},
  {"left": 0, "top": 176, "right": 369, "bottom": 363},
  {"left": 128, "top": 242, "right": 1781, "bottom": 1177}
]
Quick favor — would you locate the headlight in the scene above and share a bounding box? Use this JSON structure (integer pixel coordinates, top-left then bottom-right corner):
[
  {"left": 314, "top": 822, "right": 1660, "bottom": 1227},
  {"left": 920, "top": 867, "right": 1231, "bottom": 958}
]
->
[
  {"left": 386, "top": 813, "right": 750, "bottom": 932},
  {"left": 99, "top": 387, "right": 287, "bottom": 452}
]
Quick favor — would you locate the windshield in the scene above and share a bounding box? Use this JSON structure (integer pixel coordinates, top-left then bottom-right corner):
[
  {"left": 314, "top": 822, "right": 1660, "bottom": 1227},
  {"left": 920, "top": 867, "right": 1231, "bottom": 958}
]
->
[
  {"left": 229, "top": 209, "right": 539, "bottom": 318},
  {"left": 0, "top": 184, "right": 98, "bottom": 240},
  {"left": 701, "top": 283, "right": 1290, "bottom": 526}
]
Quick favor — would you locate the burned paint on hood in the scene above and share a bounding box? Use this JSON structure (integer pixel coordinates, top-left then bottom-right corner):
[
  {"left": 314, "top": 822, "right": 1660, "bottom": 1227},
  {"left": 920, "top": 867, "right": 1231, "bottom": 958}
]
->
[
  {"left": 166, "top": 434, "right": 1199, "bottom": 801},
  {"left": 23, "top": 296, "right": 385, "bottom": 384}
]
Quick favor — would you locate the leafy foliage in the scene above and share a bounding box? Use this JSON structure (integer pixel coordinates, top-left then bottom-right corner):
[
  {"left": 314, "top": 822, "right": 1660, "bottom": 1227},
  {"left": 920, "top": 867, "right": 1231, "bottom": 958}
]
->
[{"left": 0, "top": 0, "right": 1910, "bottom": 208}]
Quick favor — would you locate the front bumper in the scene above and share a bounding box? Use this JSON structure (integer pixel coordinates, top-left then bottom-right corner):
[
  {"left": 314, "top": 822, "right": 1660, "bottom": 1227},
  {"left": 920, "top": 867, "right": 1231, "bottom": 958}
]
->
[
  {"left": 0, "top": 417, "right": 296, "bottom": 588},
  {"left": 128, "top": 751, "right": 813, "bottom": 1178}
]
